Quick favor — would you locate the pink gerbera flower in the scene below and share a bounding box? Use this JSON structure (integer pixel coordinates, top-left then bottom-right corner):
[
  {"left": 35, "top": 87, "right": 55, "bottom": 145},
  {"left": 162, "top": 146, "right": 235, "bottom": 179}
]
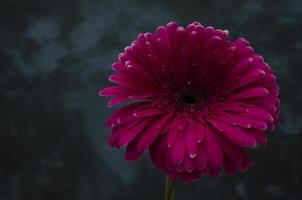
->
[{"left": 100, "top": 22, "right": 280, "bottom": 183}]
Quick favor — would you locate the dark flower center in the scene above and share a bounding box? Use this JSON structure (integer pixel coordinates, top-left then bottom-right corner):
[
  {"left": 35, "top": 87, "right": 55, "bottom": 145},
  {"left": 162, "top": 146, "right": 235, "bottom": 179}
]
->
[
  {"left": 182, "top": 95, "right": 198, "bottom": 105},
  {"left": 174, "top": 87, "right": 206, "bottom": 109}
]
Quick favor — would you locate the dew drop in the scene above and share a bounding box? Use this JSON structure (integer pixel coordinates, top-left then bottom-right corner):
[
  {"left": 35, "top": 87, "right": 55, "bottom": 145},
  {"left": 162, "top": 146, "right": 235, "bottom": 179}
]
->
[
  {"left": 190, "top": 154, "right": 197, "bottom": 158},
  {"left": 125, "top": 60, "right": 131, "bottom": 66}
]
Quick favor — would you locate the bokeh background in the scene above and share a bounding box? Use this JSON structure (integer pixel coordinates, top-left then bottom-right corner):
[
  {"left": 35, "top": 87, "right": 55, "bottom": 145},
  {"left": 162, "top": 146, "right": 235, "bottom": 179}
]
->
[{"left": 1, "top": 0, "right": 301, "bottom": 199}]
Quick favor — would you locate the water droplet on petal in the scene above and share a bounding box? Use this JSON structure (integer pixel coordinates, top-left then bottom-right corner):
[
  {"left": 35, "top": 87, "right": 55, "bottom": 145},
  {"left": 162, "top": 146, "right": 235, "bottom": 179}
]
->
[
  {"left": 125, "top": 60, "right": 131, "bottom": 66},
  {"left": 190, "top": 154, "right": 196, "bottom": 158}
]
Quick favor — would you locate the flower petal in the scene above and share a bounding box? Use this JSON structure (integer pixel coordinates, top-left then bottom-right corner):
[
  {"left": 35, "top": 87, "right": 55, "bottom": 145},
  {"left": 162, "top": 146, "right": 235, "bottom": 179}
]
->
[
  {"left": 194, "top": 144, "right": 208, "bottom": 170},
  {"left": 205, "top": 133, "right": 223, "bottom": 171},
  {"left": 229, "top": 87, "right": 269, "bottom": 100},
  {"left": 118, "top": 119, "right": 151, "bottom": 148},
  {"left": 183, "top": 155, "right": 195, "bottom": 172},
  {"left": 171, "top": 134, "right": 186, "bottom": 165},
  {"left": 184, "top": 124, "right": 198, "bottom": 158},
  {"left": 133, "top": 108, "right": 164, "bottom": 117}
]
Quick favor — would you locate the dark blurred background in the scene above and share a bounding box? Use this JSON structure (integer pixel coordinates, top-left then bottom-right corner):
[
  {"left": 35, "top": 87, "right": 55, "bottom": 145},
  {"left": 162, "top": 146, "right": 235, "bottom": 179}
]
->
[{"left": 0, "top": 0, "right": 301, "bottom": 199}]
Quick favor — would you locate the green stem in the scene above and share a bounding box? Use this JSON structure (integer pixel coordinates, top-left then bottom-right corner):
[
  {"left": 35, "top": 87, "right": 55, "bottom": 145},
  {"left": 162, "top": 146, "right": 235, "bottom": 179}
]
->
[{"left": 165, "top": 176, "right": 175, "bottom": 200}]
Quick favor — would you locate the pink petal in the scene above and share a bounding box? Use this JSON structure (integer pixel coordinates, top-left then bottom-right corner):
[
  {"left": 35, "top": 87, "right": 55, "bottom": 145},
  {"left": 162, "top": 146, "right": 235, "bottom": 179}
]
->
[
  {"left": 133, "top": 108, "right": 164, "bottom": 117},
  {"left": 184, "top": 125, "right": 197, "bottom": 158},
  {"left": 155, "top": 113, "right": 174, "bottom": 131},
  {"left": 107, "top": 102, "right": 148, "bottom": 127},
  {"left": 183, "top": 155, "right": 195, "bottom": 172},
  {"left": 107, "top": 97, "right": 128, "bottom": 108},
  {"left": 194, "top": 122, "right": 206, "bottom": 143},
  {"left": 99, "top": 86, "right": 125, "bottom": 97},
  {"left": 216, "top": 113, "right": 268, "bottom": 131},
  {"left": 118, "top": 119, "right": 151, "bottom": 148},
  {"left": 111, "top": 61, "right": 126, "bottom": 72},
  {"left": 167, "top": 128, "right": 178, "bottom": 148},
  {"left": 125, "top": 142, "right": 143, "bottom": 161},
  {"left": 230, "top": 69, "right": 266, "bottom": 90},
  {"left": 229, "top": 87, "right": 269, "bottom": 100},
  {"left": 136, "top": 119, "right": 162, "bottom": 152},
  {"left": 238, "top": 152, "right": 253, "bottom": 172},
  {"left": 149, "top": 135, "right": 166, "bottom": 169},
  {"left": 109, "top": 125, "right": 125, "bottom": 147},
  {"left": 219, "top": 135, "right": 244, "bottom": 163},
  {"left": 194, "top": 144, "right": 208, "bottom": 170},
  {"left": 241, "top": 107, "right": 274, "bottom": 123},
  {"left": 236, "top": 45, "right": 254, "bottom": 57},
  {"left": 109, "top": 74, "right": 124, "bottom": 84},
  {"left": 230, "top": 57, "right": 253, "bottom": 77},
  {"left": 210, "top": 119, "right": 256, "bottom": 148},
  {"left": 205, "top": 133, "right": 223, "bottom": 170},
  {"left": 156, "top": 26, "right": 172, "bottom": 64},
  {"left": 253, "top": 133, "right": 267, "bottom": 145},
  {"left": 171, "top": 134, "right": 186, "bottom": 165},
  {"left": 167, "top": 117, "right": 186, "bottom": 147}
]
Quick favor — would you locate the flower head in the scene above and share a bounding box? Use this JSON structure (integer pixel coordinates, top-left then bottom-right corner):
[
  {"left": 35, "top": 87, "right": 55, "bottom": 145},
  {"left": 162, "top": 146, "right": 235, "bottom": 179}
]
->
[{"left": 100, "top": 22, "right": 280, "bottom": 183}]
